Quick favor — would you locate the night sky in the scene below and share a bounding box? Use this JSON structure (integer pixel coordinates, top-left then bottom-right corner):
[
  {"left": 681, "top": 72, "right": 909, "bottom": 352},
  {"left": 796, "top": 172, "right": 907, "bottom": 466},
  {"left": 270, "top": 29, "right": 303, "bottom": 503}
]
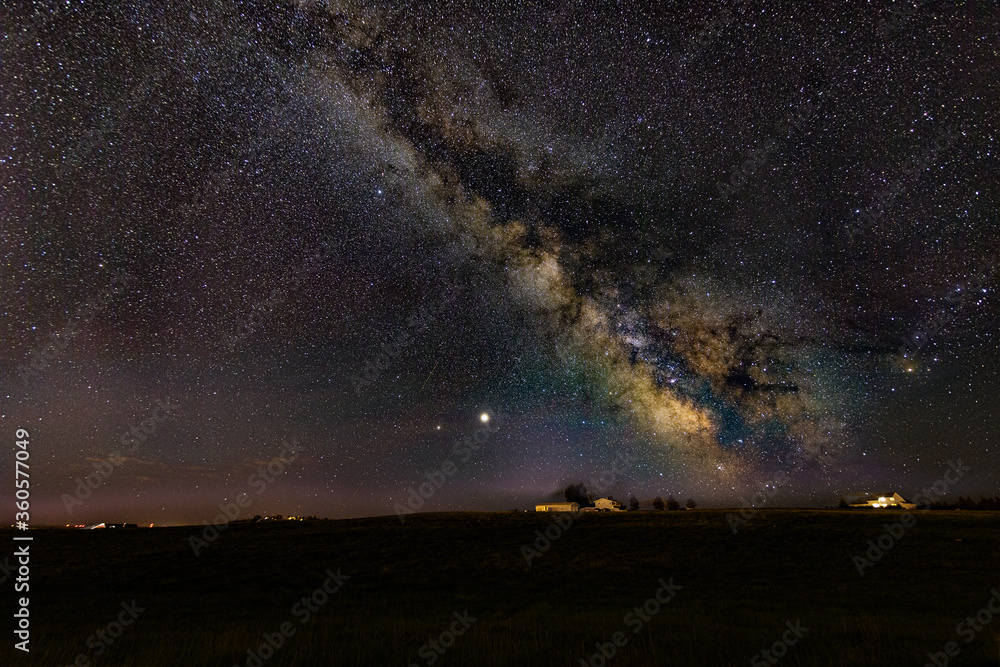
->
[{"left": 2, "top": 0, "right": 998, "bottom": 526}]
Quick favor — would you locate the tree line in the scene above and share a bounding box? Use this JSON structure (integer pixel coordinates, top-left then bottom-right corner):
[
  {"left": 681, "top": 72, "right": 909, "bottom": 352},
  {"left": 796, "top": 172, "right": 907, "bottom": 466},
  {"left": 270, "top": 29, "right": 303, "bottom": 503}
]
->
[{"left": 565, "top": 484, "right": 696, "bottom": 510}]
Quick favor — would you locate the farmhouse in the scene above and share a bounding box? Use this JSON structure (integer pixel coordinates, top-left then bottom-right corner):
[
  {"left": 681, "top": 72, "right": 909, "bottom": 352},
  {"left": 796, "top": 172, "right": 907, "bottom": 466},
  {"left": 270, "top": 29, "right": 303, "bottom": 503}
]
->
[
  {"left": 850, "top": 492, "right": 917, "bottom": 510},
  {"left": 535, "top": 502, "right": 579, "bottom": 512},
  {"left": 593, "top": 497, "right": 624, "bottom": 511}
]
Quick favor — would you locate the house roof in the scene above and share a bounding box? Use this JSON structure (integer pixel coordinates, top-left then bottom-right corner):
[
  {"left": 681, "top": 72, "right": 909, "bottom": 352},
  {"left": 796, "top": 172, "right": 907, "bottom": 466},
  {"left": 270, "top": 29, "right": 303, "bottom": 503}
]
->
[{"left": 848, "top": 492, "right": 908, "bottom": 501}]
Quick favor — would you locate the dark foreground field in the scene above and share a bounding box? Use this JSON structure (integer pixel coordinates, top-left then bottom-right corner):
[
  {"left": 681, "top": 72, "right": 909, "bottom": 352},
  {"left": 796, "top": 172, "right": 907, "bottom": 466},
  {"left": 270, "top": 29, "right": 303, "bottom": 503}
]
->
[{"left": 3, "top": 510, "right": 998, "bottom": 666}]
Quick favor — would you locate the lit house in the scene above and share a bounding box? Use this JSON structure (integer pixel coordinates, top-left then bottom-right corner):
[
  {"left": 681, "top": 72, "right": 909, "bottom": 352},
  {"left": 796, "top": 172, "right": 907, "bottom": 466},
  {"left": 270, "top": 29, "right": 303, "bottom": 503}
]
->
[
  {"left": 535, "top": 502, "right": 579, "bottom": 512},
  {"left": 850, "top": 492, "right": 917, "bottom": 510},
  {"left": 593, "top": 497, "right": 624, "bottom": 511}
]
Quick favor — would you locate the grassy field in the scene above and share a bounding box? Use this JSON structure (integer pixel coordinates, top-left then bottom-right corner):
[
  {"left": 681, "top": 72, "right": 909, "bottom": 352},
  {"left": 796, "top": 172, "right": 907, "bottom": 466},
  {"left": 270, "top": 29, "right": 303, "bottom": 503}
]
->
[{"left": 2, "top": 509, "right": 998, "bottom": 666}]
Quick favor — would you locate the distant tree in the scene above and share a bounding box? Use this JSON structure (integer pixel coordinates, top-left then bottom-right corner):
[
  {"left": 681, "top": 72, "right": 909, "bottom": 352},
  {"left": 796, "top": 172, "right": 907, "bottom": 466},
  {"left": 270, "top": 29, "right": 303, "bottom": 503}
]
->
[
  {"left": 653, "top": 496, "right": 665, "bottom": 511},
  {"left": 685, "top": 498, "right": 697, "bottom": 510},
  {"left": 837, "top": 497, "right": 849, "bottom": 509},
  {"left": 565, "top": 483, "right": 593, "bottom": 507},
  {"left": 629, "top": 496, "right": 640, "bottom": 511},
  {"left": 666, "top": 495, "right": 680, "bottom": 511}
]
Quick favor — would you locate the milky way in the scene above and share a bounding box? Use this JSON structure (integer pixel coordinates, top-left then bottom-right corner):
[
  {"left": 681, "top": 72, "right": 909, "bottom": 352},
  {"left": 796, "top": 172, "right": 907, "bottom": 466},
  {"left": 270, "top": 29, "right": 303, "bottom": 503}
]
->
[{"left": 2, "top": 1, "right": 998, "bottom": 523}]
